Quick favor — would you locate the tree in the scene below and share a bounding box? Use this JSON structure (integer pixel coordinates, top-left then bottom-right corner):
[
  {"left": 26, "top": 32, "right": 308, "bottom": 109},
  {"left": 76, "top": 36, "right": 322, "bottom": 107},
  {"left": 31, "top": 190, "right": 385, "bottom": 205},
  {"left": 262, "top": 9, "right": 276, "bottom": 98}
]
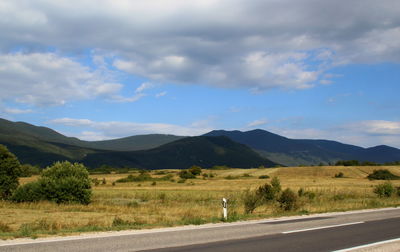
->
[{"left": 0, "top": 144, "right": 21, "bottom": 199}]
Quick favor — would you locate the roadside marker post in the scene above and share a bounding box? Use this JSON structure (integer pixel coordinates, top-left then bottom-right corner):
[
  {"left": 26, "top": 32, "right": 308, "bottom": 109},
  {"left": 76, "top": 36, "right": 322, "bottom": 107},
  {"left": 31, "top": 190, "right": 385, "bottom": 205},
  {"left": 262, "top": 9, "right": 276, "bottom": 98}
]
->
[{"left": 222, "top": 198, "right": 228, "bottom": 220}]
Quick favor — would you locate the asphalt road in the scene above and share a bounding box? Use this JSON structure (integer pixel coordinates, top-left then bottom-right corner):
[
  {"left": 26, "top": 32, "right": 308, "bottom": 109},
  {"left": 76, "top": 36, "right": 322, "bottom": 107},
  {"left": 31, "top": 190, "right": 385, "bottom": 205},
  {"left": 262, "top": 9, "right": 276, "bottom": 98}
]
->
[{"left": 1, "top": 208, "right": 400, "bottom": 252}]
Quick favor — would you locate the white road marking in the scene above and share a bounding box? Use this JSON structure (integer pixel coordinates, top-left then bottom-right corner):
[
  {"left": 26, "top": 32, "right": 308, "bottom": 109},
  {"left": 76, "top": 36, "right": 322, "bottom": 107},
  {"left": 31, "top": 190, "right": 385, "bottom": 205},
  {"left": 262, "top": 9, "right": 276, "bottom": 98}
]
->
[
  {"left": 332, "top": 237, "right": 400, "bottom": 252},
  {"left": 282, "top": 221, "right": 364, "bottom": 234}
]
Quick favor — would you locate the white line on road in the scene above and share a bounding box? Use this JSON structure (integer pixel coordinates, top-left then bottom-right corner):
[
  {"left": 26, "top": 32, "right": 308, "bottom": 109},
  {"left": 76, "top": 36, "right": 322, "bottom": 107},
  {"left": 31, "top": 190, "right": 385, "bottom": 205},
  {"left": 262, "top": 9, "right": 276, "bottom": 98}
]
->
[
  {"left": 332, "top": 237, "right": 400, "bottom": 252},
  {"left": 282, "top": 222, "right": 364, "bottom": 234}
]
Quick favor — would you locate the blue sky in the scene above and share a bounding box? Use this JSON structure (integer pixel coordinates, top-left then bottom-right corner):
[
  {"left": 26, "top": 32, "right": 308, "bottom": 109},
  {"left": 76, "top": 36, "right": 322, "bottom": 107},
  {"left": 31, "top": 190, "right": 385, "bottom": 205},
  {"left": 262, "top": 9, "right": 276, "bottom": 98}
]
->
[{"left": 0, "top": 0, "right": 400, "bottom": 148}]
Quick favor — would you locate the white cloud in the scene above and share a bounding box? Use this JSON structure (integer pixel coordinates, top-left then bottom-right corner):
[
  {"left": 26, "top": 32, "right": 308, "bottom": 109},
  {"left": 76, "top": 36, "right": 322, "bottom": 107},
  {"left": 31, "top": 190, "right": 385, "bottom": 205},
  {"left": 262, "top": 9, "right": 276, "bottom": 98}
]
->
[
  {"left": 247, "top": 119, "right": 268, "bottom": 128},
  {"left": 3, "top": 107, "right": 33, "bottom": 114},
  {"left": 0, "top": 52, "right": 126, "bottom": 106},
  {"left": 1, "top": 0, "right": 399, "bottom": 92},
  {"left": 270, "top": 120, "right": 400, "bottom": 148},
  {"left": 348, "top": 120, "right": 400, "bottom": 136},
  {"left": 0, "top": 52, "right": 149, "bottom": 106},
  {"left": 155, "top": 91, "right": 167, "bottom": 98},
  {"left": 49, "top": 117, "right": 213, "bottom": 139},
  {"left": 135, "top": 82, "right": 154, "bottom": 93}
]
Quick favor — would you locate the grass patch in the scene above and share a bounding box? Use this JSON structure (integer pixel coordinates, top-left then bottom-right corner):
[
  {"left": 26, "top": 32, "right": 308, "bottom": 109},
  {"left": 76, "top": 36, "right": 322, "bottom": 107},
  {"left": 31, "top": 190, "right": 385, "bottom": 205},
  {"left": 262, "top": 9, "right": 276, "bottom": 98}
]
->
[{"left": 2, "top": 166, "right": 400, "bottom": 239}]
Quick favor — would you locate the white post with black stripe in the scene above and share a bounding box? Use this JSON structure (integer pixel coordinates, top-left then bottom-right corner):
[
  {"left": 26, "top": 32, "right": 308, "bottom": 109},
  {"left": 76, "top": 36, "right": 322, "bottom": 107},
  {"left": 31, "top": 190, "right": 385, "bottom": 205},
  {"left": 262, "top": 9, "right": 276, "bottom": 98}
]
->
[{"left": 222, "top": 198, "right": 228, "bottom": 220}]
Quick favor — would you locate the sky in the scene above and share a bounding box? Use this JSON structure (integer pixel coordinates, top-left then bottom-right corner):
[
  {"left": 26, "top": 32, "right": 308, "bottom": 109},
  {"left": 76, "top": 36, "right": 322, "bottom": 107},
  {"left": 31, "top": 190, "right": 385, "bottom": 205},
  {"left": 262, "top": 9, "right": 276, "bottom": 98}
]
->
[{"left": 0, "top": 0, "right": 400, "bottom": 148}]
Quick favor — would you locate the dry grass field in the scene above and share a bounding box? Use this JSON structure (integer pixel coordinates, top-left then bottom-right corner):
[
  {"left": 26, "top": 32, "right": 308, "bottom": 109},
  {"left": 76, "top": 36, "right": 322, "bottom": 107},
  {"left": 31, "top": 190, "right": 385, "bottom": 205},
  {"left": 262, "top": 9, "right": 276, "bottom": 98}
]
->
[{"left": 1, "top": 166, "right": 400, "bottom": 239}]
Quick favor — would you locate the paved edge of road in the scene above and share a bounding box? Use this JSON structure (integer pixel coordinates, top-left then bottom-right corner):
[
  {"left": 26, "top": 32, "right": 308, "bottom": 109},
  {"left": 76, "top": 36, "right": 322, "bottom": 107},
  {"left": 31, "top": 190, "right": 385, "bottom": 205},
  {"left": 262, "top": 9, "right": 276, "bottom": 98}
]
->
[
  {"left": 334, "top": 238, "right": 400, "bottom": 252},
  {"left": 1, "top": 206, "right": 399, "bottom": 247}
]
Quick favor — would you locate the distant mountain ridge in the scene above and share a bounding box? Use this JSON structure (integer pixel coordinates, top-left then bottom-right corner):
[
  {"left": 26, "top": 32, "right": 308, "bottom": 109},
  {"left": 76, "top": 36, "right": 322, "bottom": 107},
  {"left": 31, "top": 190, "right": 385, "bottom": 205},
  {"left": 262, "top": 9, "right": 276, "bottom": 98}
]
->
[
  {"left": 1, "top": 118, "right": 399, "bottom": 168},
  {"left": 204, "top": 129, "right": 400, "bottom": 166},
  {"left": 82, "top": 136, "right": 277, "bottom": 169},
  {"left": 0, "top": 118, "right": 275, "bottom": 169}
]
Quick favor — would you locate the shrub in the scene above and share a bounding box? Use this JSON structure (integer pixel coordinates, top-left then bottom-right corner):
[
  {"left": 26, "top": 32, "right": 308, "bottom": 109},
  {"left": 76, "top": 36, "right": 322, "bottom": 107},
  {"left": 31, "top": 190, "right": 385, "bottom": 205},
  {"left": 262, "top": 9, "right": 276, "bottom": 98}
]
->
[
  {"left": 0, "top": 222, "right": 12, "bottom": 232},
  {"left": 178, "top": 170, "right": 196, "bottom": 179},
  {"left": 304, "top": 191, "right": 316, "bottom": 200},
  {"left": 243, "top": 189, "right": 261, "bottom": 214},
  {"left": 271, "top": 177, "right": 282, "bottom": 193},
  {"left": 112, "top": 217, "right": 131, "bottom": 227},
  {"left": 224, "top": 175, "right": 239, "bottom": 180},
  {"left": 278, "top": 188, "right": 298, "bottom": 211},
  {"left": 367, "top": 169, "right": 400, "bottom": 180},
  {"left": 116, "top": 173, "right": 153, "bottom": 182},
  {"left": 13, "top": 161, "right": 92, "bottom": 205},
  {"left": 188, "top": 165, "right": 202, "bottom": 175},
  {"left": 0, "top": 144, "right": 21, "bottom": 199},
  {"left": 92, "top": 178, "right": 100, "bottom": 186},
  {"left": 373, "top": 182, "right": 394, "bottom": 197},
  {"left": 256, "top": 183, "right": 277, "bottom": 202},
  {"left": 258, "top": 175, "right": 270, "bottom": 179},
  {"left": 11, "top": 181, "right": 44, "bottom": 202},
  {"left": 298, "top": 188, "right": 304, "bottom": 197},
  {"left": 334, "top": 172, "right": 344, "bottom": 178},
  {"left": 19, "top": 164, "right": 40, "bottom": 177}
]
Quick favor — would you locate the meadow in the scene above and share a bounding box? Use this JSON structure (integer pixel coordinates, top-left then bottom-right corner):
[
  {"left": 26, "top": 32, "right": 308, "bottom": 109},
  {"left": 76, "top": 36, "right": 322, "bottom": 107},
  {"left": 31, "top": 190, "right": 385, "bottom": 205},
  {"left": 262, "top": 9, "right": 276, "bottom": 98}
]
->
[{"left": 1, "top": 165, "right": 400, "bottom": 239}]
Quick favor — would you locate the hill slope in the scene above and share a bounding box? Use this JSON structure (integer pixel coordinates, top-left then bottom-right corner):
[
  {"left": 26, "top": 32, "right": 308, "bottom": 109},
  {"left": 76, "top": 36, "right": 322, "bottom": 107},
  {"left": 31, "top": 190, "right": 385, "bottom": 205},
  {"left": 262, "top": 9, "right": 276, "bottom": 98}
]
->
[
  {"left": 0, "top": 118, "right": 185, "bottom": 166},
  {"left": 204, "top": 129, "right": 400, "bottom": 166},
  {"left": 82, "top": 136, "right": 277, "bottom": 169}
]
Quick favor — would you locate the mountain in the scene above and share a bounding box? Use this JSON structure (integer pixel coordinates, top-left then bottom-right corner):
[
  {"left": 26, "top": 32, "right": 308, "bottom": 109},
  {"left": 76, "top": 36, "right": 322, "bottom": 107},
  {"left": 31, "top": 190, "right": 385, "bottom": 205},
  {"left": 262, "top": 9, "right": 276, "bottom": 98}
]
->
[
  {"left": 82, "top": 136, "right": 277, "bottom": 169},
  {"left": 87, "top": 134, "right": 184, "bottom": 151},
  {"left": 2, "top": 118, "right": 399, "bottom": 168},
  {"left": 0, "top": 118, "right": 184, "bottom": 166},
  {"left": 204, "top": 129, "right": 400, "bottom": 166},
  {"left": 0, "top": 118, "right": 275, "bottom": 169}
]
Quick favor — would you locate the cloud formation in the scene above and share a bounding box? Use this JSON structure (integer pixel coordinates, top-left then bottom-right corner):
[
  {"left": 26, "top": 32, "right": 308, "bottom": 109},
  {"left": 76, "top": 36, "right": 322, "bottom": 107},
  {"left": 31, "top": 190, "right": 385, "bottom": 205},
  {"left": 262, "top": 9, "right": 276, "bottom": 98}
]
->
[
  {"left": 0, "top": 52, "right": 124, "bottom": 106},
  {"left": 1, "top": 0, "right": 399, "bottom": 93}
]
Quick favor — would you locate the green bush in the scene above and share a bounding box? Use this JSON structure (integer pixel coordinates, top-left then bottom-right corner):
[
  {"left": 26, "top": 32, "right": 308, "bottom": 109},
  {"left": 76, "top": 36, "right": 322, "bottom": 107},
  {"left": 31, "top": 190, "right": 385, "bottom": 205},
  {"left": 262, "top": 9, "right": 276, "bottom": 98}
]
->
[
  {"left": 271, "top": 177, "right": 282, "bottom": 193},
  {"left": 256, "top": 183, "right": 277, "bottom": 202},
  {"left": 11, "top": 181, "right": 44, "bottom": 202},
  {"left": 278, "top": 188, "right": 298, "bottom": 211},
  {"left": 188, "top": 165, "right": 202, "bottom": 175},
  {"left": 19, "top": 164, "right": 40, "bottom": 177},
  {"left": 368, "top": 169, "right": 400, "bottom": 180},
  {"left": 178, "top": 170, "right": 196, "bottom": 179},
  {"left": 116, "top": 173, "right": 152, "bottom": 183},
  {"left": 224, "top": 175, "right": 239, "bottom": 180},
  {"left": 0, "top": 144, "right": 21, "bottom": 199},
  {"left": 258, "top": 175, "right": 270, "bottom": 179},
  {"left": 243, "top": 189, "right": 261, "bottom": 214},
  {"left": 373, "top": 182, "right": 394, "bottom": 197},
  {"left": 12, "top": 161, "right": 92, "bottom": 205}
]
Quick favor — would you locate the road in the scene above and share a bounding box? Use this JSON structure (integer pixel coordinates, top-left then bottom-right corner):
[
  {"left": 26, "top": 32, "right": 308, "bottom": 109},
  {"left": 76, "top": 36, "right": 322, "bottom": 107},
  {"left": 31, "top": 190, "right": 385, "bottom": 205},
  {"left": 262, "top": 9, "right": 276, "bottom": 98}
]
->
[{"left": 1, "top": 208, "right": 400, "bottom": 252}]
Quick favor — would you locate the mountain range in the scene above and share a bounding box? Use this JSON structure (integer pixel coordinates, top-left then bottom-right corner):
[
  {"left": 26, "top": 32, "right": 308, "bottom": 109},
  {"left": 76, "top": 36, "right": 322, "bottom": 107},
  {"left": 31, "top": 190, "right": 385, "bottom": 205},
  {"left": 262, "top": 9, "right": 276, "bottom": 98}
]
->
[
  {"left": 1, "top": 118, "right": 399, "bottom": 168},
  {"left": 0, "top": 118, "right": 275, "bottom": 169},
  {"left": 204, "top": 130, "right": 400, "bottom": 166}
]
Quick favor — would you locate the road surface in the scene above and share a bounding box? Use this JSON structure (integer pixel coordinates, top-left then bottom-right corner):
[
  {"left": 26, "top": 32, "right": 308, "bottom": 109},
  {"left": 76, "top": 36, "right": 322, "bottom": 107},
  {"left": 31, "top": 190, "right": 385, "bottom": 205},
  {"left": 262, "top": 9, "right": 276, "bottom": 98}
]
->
[{"left": 1, "top": 208, "right": 400, "bottom": 252}]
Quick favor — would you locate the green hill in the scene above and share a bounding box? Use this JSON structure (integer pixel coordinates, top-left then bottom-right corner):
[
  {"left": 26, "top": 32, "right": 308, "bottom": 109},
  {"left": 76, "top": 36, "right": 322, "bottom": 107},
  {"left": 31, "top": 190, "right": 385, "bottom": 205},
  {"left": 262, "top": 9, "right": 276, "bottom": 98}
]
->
[
  {"left": 82, "top": 136, "right": 277, "bottom": 169},
  {"left": 204, "top": 129, "right": 400, "bottom": 166},
  {"left": 0, "top": 118, "right": 276, "bottom": 169}
]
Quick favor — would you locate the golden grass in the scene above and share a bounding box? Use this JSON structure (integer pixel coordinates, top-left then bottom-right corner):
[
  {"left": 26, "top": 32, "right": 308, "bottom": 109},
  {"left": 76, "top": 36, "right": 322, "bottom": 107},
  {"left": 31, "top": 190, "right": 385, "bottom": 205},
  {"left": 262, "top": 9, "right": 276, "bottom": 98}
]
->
[{"left": 2, "top": 166, "right": 400, "bottom": 239}]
